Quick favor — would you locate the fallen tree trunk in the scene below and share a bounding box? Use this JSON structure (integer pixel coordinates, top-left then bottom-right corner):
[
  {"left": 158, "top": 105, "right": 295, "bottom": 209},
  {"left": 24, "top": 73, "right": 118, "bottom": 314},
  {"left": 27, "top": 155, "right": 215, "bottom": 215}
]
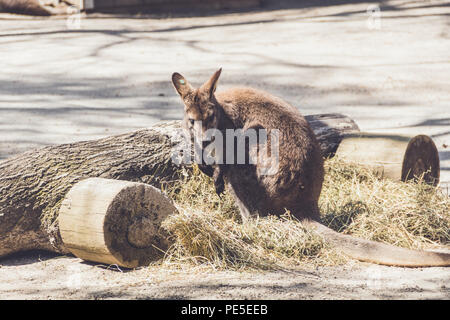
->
[
  {"left": 0, "top": 121, "right": 185, "bottom": 257},
  {"left": 0, "top": 0, "right": 69, "bottom": 15},
  {"left": 0, "top": 0, "right": 50, "bottom": 15},
  {"left": 0, "top": 114, "right": 359, "bottom": 258},
  {"left": 303, "top": 113, "right": 360, "bottom": 157}
]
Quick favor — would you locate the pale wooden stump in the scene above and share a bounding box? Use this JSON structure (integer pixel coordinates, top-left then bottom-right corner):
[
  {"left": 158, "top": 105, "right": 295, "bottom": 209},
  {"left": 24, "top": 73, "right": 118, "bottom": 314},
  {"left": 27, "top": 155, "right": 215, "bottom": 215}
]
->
[
  {"left": 336, "top": 133, "right": 440, "bottom": 185},
  {"left": 59, "top": 178, "right": 176, "bottom": 268}
]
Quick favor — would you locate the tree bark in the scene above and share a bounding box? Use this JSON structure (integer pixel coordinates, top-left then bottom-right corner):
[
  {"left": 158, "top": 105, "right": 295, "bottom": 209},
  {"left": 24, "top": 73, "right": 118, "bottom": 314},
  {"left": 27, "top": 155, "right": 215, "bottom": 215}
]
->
[
  {"left": 0, "top": 113, "right": 359, "bottom": 258},
  {"left": 0, "top": 0, "right": 49, "bottom": 15},
  {"left": 304, "top": 113, "right": 360, "bottom": 157}
]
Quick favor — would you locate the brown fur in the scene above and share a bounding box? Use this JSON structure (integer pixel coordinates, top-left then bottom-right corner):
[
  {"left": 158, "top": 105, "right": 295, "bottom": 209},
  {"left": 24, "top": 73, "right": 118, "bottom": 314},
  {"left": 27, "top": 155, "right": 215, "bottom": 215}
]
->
[{"left": 172, "top": 69, "right": 450, "bottom": 267}]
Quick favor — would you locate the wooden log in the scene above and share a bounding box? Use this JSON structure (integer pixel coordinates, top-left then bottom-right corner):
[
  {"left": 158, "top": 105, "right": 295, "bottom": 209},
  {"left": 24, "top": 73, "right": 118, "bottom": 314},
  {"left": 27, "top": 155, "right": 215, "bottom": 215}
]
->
[
  {"left": 304, "top": 113, "right": 360, "bottom": 157},
  {"left": 335, "top": 133, "right": 440, "bottom": 185},
  {"left": 0, "top": 0, "right": 70, "bottom": 15},
  {"left": 0, "top": 0, "right": 51, "bottom": 15},
  {"left": 59, "top": 178, "right": 176, "bottom": 268},
  {"left": 0, "top": 113, "right": 358, "bottom": 258},
  {"left": 90, "top": 0, "right": 261, "bottom": 11},
  {"left": 0, "top": 121, "right": 183, "bottom": 258}
]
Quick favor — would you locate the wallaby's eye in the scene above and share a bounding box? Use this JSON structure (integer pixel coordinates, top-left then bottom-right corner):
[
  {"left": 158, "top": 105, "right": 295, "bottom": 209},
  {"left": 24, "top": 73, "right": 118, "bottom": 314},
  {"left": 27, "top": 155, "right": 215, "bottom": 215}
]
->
[{"left": 189, "top": 119, "right": 195, "bottom": 126}]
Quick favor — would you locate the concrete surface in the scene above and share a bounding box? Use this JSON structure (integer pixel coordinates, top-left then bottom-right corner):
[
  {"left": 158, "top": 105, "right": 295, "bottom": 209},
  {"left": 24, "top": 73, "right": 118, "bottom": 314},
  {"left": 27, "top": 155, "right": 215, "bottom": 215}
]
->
[{"left": 0, "top": 1, "right": 449, "bottom": 189}]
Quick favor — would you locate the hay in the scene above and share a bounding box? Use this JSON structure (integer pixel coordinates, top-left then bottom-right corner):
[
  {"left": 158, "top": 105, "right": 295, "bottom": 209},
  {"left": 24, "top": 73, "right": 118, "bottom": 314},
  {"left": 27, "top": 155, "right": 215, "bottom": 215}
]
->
[
  {"left": 160, "top": 166, "right": 343, "bottom": 270},
  {"left": 158, "top": 159, "right": 449, "bottom": 270},
  {"left": 320, "top": 157, "right": 450, "bottom": 250}
]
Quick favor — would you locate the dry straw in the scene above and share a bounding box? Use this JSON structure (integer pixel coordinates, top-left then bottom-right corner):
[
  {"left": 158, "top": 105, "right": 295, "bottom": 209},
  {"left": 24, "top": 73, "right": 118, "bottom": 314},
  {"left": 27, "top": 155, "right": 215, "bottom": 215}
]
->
[{"left": 159, "top": 158, "right": 449, "bottom": 270}]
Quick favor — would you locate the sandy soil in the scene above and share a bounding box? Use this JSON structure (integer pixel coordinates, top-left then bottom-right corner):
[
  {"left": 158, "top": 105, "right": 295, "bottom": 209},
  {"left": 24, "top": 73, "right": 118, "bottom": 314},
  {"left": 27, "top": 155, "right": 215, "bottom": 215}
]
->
[{"left": 0, "top": 0, "right": 449, "bottom": 299}]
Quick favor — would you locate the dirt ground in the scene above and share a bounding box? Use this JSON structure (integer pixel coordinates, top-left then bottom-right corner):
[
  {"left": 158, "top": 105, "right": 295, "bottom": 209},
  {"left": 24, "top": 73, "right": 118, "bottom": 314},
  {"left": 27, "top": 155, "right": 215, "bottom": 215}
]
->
[
  {"left": 1, "top": 251, "right": 449, "bottom": 300},
  {"left": 0, "top": 0, "right": 449, "bottom": 299}
]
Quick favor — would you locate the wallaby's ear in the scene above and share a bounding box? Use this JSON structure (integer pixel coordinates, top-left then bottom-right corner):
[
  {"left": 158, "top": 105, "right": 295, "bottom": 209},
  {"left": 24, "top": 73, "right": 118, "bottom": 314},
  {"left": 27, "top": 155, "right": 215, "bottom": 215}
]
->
[
  {"left": 172, "top": 72, "right": 193, "bottom": 98},
  {"left": 201, "top": 68, "right": 222, "bottom": 98}
]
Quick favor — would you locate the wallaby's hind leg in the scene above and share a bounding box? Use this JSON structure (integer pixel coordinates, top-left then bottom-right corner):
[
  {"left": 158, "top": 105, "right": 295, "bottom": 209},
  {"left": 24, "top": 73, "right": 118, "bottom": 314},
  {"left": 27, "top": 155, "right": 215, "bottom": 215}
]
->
[
  {"left": 213, "top": 165, "right": 225, "bottom": 196},
  {"left": 225, "top": 165, "right": 274, "bottom": 219},
  {"left": 226, "top": 182, "right": 251, "bottom": 220}
]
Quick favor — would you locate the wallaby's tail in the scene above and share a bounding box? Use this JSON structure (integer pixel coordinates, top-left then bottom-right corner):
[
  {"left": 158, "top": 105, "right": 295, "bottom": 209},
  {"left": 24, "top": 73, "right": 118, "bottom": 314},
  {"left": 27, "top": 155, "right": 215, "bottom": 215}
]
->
[{"left": 305, "top": 220, "right": 450, "bottom": 267}]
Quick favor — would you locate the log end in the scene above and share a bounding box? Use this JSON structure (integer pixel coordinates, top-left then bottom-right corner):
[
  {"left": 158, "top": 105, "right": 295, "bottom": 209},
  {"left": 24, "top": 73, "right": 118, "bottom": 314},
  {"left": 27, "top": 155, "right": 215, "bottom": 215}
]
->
[
  {"left": 402, "top": 135, "right": 440, "bottom": 186},
  {"left": 59, "top": 178, "right": 177, "bottom": 268}
]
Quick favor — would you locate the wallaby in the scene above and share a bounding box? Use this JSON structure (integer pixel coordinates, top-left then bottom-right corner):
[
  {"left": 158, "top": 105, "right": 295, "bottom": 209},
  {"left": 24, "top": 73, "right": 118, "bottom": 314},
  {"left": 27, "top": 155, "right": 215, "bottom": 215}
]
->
[{"left": 172, "top": 68, "right": 450, "bottom": 267}]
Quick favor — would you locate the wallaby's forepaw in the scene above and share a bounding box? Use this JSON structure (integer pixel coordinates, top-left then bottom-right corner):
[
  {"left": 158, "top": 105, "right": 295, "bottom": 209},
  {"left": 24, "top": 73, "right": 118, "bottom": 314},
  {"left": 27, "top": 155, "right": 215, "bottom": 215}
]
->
[{"left": 214, "top": 177, "right": 225, "bottom": 197}]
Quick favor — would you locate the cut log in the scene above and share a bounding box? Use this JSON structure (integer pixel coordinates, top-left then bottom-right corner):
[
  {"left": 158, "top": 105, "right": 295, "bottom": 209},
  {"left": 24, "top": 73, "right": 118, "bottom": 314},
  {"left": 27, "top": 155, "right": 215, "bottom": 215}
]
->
[
  {"left": 304, "top": 113, "right": 360, "bottom": 157},
  {"left": 335, "top": 133, "right": 440, "bottom": 185},
  {"left": 0, "top": 0, "right": 69, "bottom": 15},
  {"left": 0, "top": 0, "right": 51, "bottom": 15},
  {"left": 0, "top": 113, "right": 358, "bottom": 259},
  {"left": 88, "top": 0, "right": 261, "bottom": 12},
  {"left": 0, "top": 121, "right": 184, "bottom": 258},
  {"left": 59, "top": 178, "right": 176, "bottom": 268}
]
